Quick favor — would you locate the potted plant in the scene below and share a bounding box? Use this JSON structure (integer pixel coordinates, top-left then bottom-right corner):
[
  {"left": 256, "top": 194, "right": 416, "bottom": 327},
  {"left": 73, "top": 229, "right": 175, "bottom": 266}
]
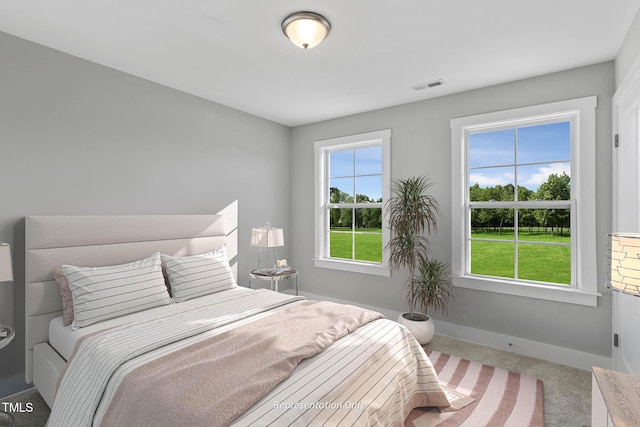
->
[
  {"left": 386, "top": 175, "right": 453, "bottom": 344},
  {"left": 408, "top": 258, "right": 453, "bottom": 343}
]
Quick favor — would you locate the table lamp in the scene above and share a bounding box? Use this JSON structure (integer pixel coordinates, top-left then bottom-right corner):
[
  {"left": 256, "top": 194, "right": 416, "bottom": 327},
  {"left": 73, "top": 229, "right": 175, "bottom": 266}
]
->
[{"left": 251, "top": 224, "right": 284, "bottom": 275}]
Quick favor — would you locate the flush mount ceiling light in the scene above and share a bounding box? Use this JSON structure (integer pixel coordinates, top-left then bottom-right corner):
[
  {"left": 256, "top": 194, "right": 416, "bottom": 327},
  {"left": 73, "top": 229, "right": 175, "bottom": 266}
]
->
[{"left": 281, "top": 11, "right": 331, "bottom": 49}]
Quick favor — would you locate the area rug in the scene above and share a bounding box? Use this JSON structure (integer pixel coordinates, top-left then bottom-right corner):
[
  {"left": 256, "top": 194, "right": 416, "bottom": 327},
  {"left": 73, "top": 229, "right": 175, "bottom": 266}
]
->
[{"left": 406, "top": 350, "right": 544, "bottom": 427}]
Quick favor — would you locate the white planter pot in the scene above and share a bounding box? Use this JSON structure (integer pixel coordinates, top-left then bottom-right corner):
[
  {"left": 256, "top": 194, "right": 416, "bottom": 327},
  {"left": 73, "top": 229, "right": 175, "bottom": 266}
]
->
[{"left": 397, "top": 312, "right": 434, "bottom": 344}]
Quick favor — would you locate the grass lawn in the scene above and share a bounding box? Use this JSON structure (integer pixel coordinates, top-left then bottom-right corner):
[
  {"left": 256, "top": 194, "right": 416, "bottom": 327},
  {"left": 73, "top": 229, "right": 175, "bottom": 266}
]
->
[
  {"left": 329, "top": 228, "right": 382, "bottom": 263},
  {"left": 327, "top": 227, "right": 571, "bottom": 285},
  {"left": 471, "top": 228, "right": 570, "bottom": 242},
  {"left": 471, "top": 230, "right": 571, "bottom": 285}
]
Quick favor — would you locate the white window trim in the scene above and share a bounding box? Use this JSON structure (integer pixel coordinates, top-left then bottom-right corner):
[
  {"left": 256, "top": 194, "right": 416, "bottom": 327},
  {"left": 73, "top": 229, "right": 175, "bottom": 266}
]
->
[
  {"left": 314, "top": 129, "right": 391, "bottom": 276},
  {"left": 451, "top": 96, "right": 600, "bottom": 306}
]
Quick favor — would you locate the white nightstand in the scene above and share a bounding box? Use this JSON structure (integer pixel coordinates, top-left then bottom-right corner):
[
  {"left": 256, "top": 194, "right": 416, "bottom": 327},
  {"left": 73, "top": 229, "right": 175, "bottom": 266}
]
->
[{"left": 249, "top": 268, "right": 299, "bottom": 295}]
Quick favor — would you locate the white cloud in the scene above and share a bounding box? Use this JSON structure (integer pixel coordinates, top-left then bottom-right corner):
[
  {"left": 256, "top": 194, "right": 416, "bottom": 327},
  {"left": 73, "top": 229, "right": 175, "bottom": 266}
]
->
[
  {"left": 470, "top": 163, "right": 570, "bottom": 190},
  {"left": 521, "top": 163, "right": 570, "bottom": 188},
  {"left": 469, "top": 171, "right": 514, "bottom": 187}
]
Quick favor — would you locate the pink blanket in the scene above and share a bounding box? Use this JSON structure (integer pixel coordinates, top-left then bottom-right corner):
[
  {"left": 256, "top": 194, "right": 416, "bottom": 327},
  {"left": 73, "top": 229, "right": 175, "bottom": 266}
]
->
[{"left": 99, "top": 300, "right": 385, "bottom": 427}]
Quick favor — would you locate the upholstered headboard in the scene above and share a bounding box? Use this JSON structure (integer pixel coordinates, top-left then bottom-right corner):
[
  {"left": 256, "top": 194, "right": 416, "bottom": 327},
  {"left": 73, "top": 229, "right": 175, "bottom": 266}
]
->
[{"left": 24, "top": 215, "right": 231, "bottom": 383}]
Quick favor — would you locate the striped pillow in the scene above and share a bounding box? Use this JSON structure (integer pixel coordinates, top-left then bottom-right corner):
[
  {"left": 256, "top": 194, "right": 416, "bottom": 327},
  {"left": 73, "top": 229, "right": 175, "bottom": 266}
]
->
[
  {"left": 63, "top": 252, "right": 171, "bottom": 329},
  {"left": 162, "top": 247, "right": 237, "bottom": 302}
]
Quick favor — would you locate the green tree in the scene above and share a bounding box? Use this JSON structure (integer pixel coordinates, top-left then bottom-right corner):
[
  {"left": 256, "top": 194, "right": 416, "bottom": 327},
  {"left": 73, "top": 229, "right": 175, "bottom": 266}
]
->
[
  {"left": 534, "top": 173, "right": 571, "bottom": 235},
  {"left": 329, "top": 188, "right": 383, "bottom": 230},
  {"left": 339, "top": 208, "right": 352, "bottom": 228},
  {"left": 469, "top": 183, "right": 488, "bottom": 202}
]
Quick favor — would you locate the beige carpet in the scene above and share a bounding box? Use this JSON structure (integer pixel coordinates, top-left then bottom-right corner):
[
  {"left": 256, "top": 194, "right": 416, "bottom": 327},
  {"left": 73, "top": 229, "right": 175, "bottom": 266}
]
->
[{"left": 407, "top": 350, "right": 544, "bottom": 426}]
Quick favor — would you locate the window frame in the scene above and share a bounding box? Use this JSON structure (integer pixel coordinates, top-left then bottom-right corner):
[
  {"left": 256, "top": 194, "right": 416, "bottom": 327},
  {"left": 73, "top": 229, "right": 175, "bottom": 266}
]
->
[
  {"left": 314, "top": 129, "right": 391, "bottom": 276},
  {"left": 451, "top": 97, "right": 599, "bottom": 306}
]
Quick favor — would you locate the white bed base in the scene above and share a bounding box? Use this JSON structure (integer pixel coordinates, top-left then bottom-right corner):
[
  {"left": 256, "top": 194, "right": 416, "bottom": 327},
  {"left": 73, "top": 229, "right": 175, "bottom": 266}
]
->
[
  {"left": 25, "top": 215, "right": 231, "bottom": 408},
  {"left": 33, "top": 343, "right": 66, "bottom": 407}
]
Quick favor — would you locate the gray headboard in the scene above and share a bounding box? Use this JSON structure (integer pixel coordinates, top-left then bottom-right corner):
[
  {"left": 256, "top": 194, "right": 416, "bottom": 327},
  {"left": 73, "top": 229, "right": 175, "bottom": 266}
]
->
[{"left": 24, "top": 215, "right": 231, "bottom": 383}]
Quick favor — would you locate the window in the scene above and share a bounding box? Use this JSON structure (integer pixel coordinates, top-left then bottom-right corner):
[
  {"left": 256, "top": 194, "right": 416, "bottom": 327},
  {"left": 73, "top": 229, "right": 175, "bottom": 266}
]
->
[
  {"left": 469, "top": 121, "right": 572, "bottom": 284},
  {"left": 314, "top": 129, "right": 391, "bottom": 276},
  {"left": 451, "top": 97, "right": 599, "bottom": 306}
]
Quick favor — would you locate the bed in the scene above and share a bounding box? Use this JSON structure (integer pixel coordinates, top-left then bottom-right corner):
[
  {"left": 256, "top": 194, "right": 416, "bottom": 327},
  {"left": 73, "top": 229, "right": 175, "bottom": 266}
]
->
[{"left": 25, "top": 215, "right": 457, "bottom": 426}]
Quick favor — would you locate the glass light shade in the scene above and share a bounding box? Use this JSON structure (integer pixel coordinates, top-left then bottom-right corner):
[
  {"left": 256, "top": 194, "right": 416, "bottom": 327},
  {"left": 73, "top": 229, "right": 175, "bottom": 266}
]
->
[
  {"left": 0, "top": 243, "right": 13, "bottom": 282},
  {"left": 282, "top": 12, "right": 330, "bottom": 49},
  {"left": 608, "top": 233, "right": 640, "bottom": 296},
  {"left": 251, "top": 227, "right": 284, "bottom": 248}
]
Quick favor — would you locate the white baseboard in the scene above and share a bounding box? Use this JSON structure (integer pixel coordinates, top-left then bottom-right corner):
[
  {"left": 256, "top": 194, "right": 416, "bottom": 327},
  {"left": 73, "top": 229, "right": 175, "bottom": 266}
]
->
[
  {"left": 431, "top": 318, "right": 612, "bottom": 371},
  {"left": 292, "top": 289, "right": 612, "bottom": 371}
]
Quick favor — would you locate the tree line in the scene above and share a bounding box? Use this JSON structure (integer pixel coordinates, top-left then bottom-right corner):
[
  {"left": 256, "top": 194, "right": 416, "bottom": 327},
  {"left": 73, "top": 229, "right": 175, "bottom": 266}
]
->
[
  {"left": 470, "top": 172, "right": 570, "bottom": 236},
  {"left": 329, "top": 187, "right": 383, "bottom": 230},
  {"left": 327, "top": 172, "right": 571, "bottom": 235}
]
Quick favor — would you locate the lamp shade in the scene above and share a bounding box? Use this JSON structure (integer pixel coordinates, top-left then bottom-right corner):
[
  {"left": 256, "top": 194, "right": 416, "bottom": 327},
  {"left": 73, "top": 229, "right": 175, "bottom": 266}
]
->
[
  {"left": 251, "top": 227, "right": 284, "bottom": 248},
  {"left": 0, "top": 243, "right": 13, "bottom": 282},
  {"left": 281, "top": 12, "right": 331, "bottom": 49},
  {"left": 608, "top": 233, "right": 640, "bottom": 296}
]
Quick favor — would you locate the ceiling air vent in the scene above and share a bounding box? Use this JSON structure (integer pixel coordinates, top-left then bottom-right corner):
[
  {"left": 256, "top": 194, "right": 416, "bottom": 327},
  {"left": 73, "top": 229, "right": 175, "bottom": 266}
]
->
[{"left": 411, "top": 79, "right": 445, "bottom": 91}]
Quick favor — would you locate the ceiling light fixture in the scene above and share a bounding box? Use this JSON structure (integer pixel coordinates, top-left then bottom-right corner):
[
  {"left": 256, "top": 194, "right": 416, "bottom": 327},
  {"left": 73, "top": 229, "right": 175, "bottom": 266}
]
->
[{"left": 281, "top": 11, "right": 331, "bottom": 49}]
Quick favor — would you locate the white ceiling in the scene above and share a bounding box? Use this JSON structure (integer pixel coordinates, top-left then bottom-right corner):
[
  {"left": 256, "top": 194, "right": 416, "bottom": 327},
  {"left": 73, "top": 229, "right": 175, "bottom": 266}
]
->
[{"left": 1, "top": 1, "right": 639, "bottom": 127}]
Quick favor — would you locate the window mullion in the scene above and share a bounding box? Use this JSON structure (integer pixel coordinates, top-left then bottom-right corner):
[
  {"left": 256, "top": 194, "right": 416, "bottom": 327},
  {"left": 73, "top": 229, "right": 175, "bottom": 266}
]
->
[
  {"left": 324, "top": 150, "right": 331, "bottom": 259},
  {"left": 352, "top": 148, "right": 356, "bottom": 261},
  {"left": 328, "top": 203, "right": 382, "bottom": 209},
  {"left": 351, "top": 207, "right": 356, "bottom": 260},
  {"left": 514, "top": 208, "right": 519, "bottom": 280},
  {"left": 514, "top": 128, "right": 519, "bottom": 280},
  {"left": 470, "top": 200, "right": 571, "bottom": 209}
]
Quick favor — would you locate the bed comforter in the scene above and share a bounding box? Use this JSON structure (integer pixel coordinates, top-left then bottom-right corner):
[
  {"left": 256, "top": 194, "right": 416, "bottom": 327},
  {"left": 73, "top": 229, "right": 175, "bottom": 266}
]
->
[{"left": 47, "top": 289, "right": 451, "bottom": 427}]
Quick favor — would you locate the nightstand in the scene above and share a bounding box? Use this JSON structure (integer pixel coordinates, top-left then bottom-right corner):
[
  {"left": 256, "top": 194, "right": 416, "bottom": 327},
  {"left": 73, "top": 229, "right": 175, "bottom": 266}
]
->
[
  {"left": 592, "top": 366, "right": 640, "bottom": 426},
  {"left": 0, "top": 325, "right": 14, "bottom": 350},
  {"left": 249, "top": 268, "right": 299, "bottom": 295},
  {"left": 0, "top": 325, "right": 15, "bottom": 427}
]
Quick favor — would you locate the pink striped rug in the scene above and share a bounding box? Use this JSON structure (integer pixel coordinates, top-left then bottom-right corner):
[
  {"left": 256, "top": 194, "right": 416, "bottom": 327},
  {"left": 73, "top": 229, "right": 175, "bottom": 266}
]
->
[{"left": 406, "top": 350, "right": 544, "bottom": 427}]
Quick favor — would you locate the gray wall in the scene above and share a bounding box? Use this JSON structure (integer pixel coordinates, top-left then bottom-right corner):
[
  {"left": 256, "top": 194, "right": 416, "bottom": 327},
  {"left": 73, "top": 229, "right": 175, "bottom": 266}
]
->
[
  {"left": 289, "top": 62, "right": 614, "bottom": 358},
  {"left": 0, "top": 32, "right": 290, "bottom": 396},
  {"left": 616, "top": 7, "right": 640, "bottom": 88}
]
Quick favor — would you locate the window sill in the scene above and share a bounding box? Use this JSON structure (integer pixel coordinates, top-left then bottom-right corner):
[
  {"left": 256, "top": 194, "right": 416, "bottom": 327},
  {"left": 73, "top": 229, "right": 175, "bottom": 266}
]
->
[
  {"left": 452, "top": 275, "right": 600, "bottom": 307},
  {"left": 313, "top": 258, "right": 391, "bottom": 277}
]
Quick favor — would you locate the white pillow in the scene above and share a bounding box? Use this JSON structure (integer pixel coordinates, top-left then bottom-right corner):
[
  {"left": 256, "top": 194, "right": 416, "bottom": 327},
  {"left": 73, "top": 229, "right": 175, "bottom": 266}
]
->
[
  {"left": 63, "top": 252, "right": 171, "bottom": 329},
  {"left": 162, "top": 247, "right": 237, "bottom": 302}
]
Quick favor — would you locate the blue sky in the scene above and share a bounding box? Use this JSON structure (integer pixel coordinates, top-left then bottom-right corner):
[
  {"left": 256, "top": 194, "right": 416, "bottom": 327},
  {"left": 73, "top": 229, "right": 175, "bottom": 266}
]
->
[
  {"left": 330, "top": 146, "right": 382, "bottom": 201},
  {"left": 468, "top": 121, "right": 571, "bottom": 192},
  {"left": 327, "top": 121, "right": 570, "bottom": 201}
]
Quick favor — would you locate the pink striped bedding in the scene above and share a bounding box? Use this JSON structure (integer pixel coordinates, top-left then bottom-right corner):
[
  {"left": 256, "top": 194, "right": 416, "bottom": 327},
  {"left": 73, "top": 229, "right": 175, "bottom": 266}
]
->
[{"left": 47, "top": 289, "right": 458, "bottom": 426}]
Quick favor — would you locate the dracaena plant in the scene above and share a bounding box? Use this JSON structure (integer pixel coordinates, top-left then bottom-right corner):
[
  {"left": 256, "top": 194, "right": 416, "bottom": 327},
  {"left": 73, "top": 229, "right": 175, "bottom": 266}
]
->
[
  {"left": 385, "top": 176, "right": 453, "bottom": 320},
  {"left": 411, "top": 257, "right": 453, "bottom": 317}
]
